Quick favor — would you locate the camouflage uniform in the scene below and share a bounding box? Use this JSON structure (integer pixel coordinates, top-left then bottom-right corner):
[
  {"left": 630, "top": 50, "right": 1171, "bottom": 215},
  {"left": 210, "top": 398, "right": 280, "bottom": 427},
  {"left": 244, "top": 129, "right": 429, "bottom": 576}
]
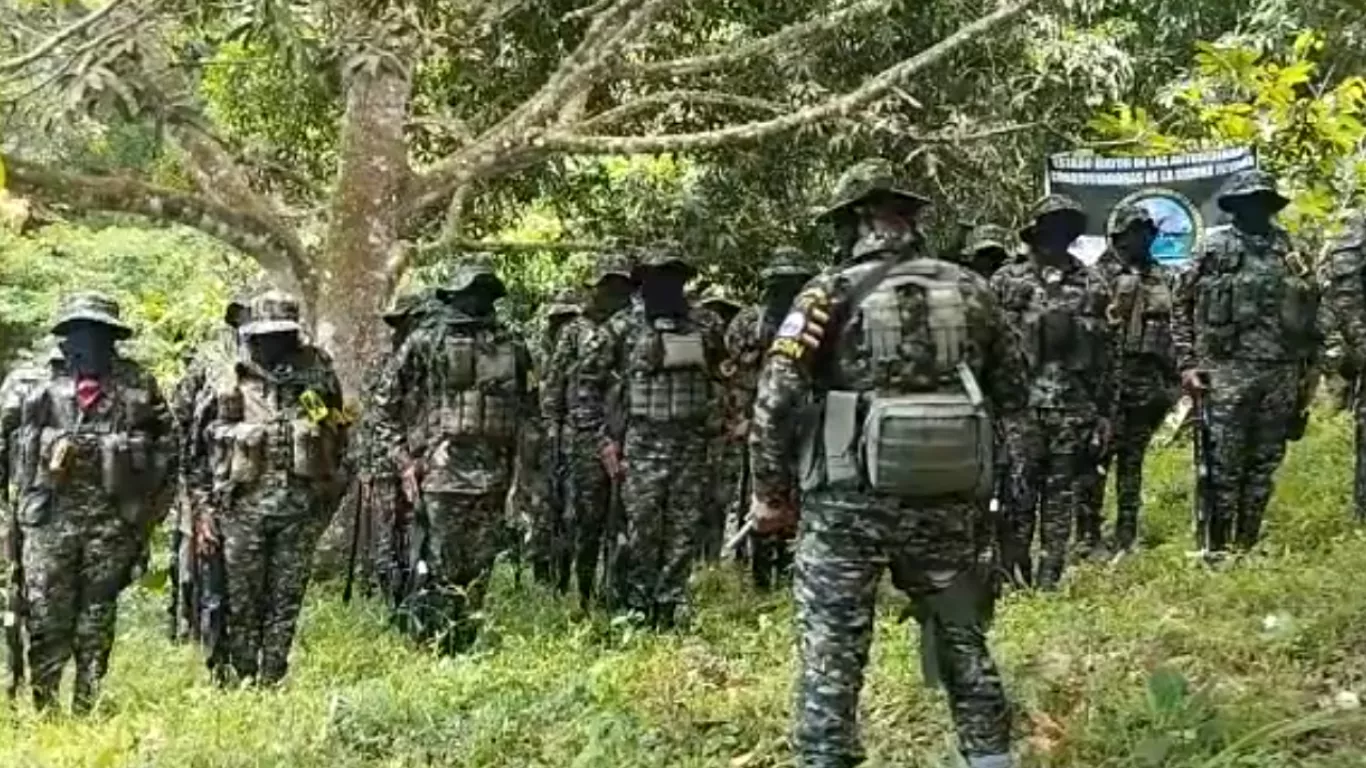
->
[
  {"left": 991, "top": 195, "right": 1112, "bottom": 589},
  {"left": 752, "top": 160, "right": 1023, "bottom": 768},
  {"left": 170, "top": 299, "right": 245, "bottom": 663},
  {"left": 1175, "top": 170, "right": 1318, "bottom": 552},
  {"left": 724, "top": 248, "right": 815, "bottom": 587},
  {"left": 202, "top": 292, "right": 347, "bottom": 684},
  {"left": 581, "top": 247, "right": 724, "bottom": 626},
  {"left": 700, "top": 289, "right": 743, "bottom": 562},
  {"left": 358, "top": 290, "right": 442, "bottom": 613},
  {"left": 16, "top": 294, "right": 174, "bottom": 712},
  {"left": 1092, "top": 206, "right": 1178, "bottom": 550},
  {"left": 528, "top": 289, "right": 582, "bottom": 590},
  {"left": 1323, "top": 219, "right": 1366, "bottom": 520},
  {"left": 376, "top": 258, "right": 534, "bottom": 652},
  {"left": 542, "top": 256, "right": 634, "bottom": 607}
]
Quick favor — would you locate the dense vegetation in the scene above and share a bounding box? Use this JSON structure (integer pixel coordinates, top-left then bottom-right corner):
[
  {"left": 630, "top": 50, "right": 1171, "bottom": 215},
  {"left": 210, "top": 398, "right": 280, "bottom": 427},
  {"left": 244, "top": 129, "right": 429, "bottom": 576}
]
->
[{"left": 0, "top": 412, "right": 1364, "bottom": 767}]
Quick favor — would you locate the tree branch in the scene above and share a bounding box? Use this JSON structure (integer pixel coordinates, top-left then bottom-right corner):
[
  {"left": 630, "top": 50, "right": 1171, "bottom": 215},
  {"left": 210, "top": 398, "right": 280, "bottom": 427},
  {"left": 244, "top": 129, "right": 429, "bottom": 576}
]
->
[
  {"left": 3, "top": 156, "right": 312, "bottom": 277},
  {"left": 0, "top": 0, "right": 129, "bottom": 74},
  {"left": 628, "top": 0, "right": 890, "bottom": 79},
  {"left": 576, "top": 89, "right": 784, "bottom": 132},
  {"left": 535, "top": 0, "right": 1036, "bottom": 156}
]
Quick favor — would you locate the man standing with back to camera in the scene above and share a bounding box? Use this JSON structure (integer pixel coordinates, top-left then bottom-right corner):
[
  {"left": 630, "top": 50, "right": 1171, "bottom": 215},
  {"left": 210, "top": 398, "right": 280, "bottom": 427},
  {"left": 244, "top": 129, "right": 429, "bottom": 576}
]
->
[{"left": 751, "top": 159, "right": 1026, "bottom": 768}]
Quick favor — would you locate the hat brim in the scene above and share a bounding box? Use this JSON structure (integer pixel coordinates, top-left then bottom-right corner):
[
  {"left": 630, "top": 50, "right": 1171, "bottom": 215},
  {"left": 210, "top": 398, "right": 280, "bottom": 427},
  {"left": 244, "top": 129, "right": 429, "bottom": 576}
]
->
[
  {"left": 547, "top": 304, "right": 580, "bottom": 317},
  {"left": 593, "top": 270, "right": 634, "bottom": 285},
  {"left": 437, "top": 276, "right": 507, "bottom": 300},
  {"left": 52, "top": 313, "right": 133, "bottom": 339},
  {"left": 816, "top": 188, "right": 931, "bottom": 222},
  {"left": 966, "top": 239, "right": 1009, "bottom": 255},
  {"left": 240, "top": 319, "right": 302, "bottom": 336},
  {"left": 1217, "top": 190, "right": 1290, "bottom": 213},
  {"left": 633, "top": 260, "right": 695, "bottom": 279},
  {"left": 761, "top": 267, "right": 816, "bottom": 280}
]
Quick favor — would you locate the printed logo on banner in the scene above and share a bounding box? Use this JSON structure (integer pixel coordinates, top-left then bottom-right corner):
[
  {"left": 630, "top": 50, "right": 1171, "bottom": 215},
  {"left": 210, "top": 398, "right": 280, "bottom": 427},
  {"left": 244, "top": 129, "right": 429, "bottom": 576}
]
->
[{"left": 1109, "top": 188, "right": 1204, "bottom": 266}]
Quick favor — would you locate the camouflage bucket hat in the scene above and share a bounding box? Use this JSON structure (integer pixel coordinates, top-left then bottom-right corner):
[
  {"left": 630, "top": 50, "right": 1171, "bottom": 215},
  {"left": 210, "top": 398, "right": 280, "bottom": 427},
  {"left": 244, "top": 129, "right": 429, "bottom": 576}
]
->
[
  {"left": 963, "top": 224, "right": 1014, "bottom": 255},
  {"left": 438, "top": 254, "right": 506, "bottom": 300},
  {"left": 592, "top": 252, "right": 635, "bottom": 284},
  {"left": 1217, "top": 168, "right": 1289, "bottom": 213},
  {"left": 240, "top": 290, "right": 303, "bottom": 336},
  {"left": 1108, "top": 203, "right": 1157, "bottom": 235},
  {"left": 51, "top": 291, "right": 133, "bottom": 339},
  {"left": 700, "top": 287, "right": 740, "bottom": 311},
  {"left": 761, "top": 246, "right": 816, "bottom": 280},
  {"left": 633, "top": 243, "right": 694, "bottom": 279},
  {"left": 816, "top": 158, "right": 931, "bottom": 222},
  {"left": 382, "top": 291, "right": 425, "bottom": 328},
  {"left": 1020, "top": 194, "right": 1088, "bottom": 242},
  {"left": 546, "top": 288, "right": 581, "bottom": 319}
]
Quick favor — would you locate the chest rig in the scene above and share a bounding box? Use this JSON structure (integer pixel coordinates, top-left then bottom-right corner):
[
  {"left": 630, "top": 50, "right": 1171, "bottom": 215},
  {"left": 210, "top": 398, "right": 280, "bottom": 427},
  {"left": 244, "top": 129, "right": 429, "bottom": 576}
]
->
[{"left": 626, "top": 316, "right": 711, "bottom": 423}]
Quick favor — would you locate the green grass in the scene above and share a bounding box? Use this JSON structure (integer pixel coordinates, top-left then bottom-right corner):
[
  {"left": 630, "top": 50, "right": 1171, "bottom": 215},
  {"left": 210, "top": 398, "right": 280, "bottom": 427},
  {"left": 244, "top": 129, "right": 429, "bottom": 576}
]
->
[{"left": 5, "top": 412, "right": 1366, "bottom": 766}]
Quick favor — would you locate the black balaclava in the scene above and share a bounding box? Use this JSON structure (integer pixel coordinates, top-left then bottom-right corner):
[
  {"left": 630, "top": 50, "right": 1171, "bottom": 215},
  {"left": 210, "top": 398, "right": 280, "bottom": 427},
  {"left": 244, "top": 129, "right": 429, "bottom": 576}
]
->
[
  {"left": 61, "top": 321, "right": 118, "bottom": 377},
  {"left": 1113, "top": 225, "right": 1157, "bottom": 270},
  {"left": 1031, "top": 214, "right": 1084, "bottom": 267},
  {"left": 969, "top": 247, "right": 1009, "bottom": 280},
  {"left": 593, "top": 275, "right": 634, "bottom": 319},
  {"left": 445, "top": 279, "right": 500, "bottom": 322},
  {"left": 641, "top": 264, "right": 690, "bottom": 321},
  {"left": 248, "top": 331, "right": 300, "bottom": 370},
  {"left": 1226, "top": 195, "right": 1277, "bottom": 236},
  {"left": 763, "top": 276, "right": 809, "bottom": 326}
]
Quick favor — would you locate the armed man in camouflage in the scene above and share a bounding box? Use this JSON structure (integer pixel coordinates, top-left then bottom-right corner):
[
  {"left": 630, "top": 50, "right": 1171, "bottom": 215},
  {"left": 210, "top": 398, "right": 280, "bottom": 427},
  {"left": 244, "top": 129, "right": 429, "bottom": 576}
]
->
[
  {"left": 724, "top": 247, "right": 815, "bottom": 587},
  {"left": 992, "top": 195, "right": 1113, "bottom": 589},
  {"left": 1323, "top": 218, "right": 1366, "bottom": 520},
  {"left": 960, "top": 224, "right": 1015, "bottom": 280},
  {"left": 377, "top": 257, "right": 534, "bottom": 651},
  {"left": 751, "top": 159, "right": 1025, "bottom": 768},
  {"left": 1092, "top": 205, "right": 1178, "bottom": 552},
  {"left": 357, "top": 289, "right": 441, "bottom": 615},
  {"left": 200, "top": 291, "right": 347, "bottom": 684},
  {"left": 1176, "top": 170, "right": 1319, "bottom": 554},
  {"left": 700, "top": 287, "right": 744, "bottom": 562},
  {"left": 15, "top": 293, "right": 174, "bottom": 712},
  {"left": 170, "top": 295, "right": 246, "bottom": 655},
  {"left": 542, "top": 254, "right": 635, "bottom": 609},
  {"left": 580, "top": 246, "right": 724, "bottom": 627},
  {"left": 528, "top": 289, "right": 581, "bottom": 590}
]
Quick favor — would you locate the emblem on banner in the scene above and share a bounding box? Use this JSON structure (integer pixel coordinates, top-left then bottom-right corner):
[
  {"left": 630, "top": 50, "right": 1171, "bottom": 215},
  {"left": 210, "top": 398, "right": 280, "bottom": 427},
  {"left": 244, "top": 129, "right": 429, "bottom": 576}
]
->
[{"left": 1110, "top": 188, "right": 1204, "bottom": 266}]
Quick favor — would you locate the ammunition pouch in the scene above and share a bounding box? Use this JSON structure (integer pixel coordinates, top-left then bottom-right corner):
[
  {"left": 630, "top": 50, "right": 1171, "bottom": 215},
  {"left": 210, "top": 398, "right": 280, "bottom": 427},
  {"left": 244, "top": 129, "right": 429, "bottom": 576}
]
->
[
  {"left": 430, "top": 391, "right": 517, "bottom": 442},
  {"left": 627, "top": 369, "right": 710, "bottom": 422},
  {"left": 225, "top": 423, "right": 267, "bottom": 486},
  {"left": 99, "top": 433, "right": 149, "bottom": 499},
  {"left": 290, "top": 419, "right": 338, "bottom": 480}
]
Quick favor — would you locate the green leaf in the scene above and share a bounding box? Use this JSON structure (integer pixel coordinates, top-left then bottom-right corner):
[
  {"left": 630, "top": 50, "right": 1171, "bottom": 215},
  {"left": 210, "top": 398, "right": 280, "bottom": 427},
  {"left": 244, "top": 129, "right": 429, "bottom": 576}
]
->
[{"left": 1147, "top": 667, "right": 1190, "bottom": 716}]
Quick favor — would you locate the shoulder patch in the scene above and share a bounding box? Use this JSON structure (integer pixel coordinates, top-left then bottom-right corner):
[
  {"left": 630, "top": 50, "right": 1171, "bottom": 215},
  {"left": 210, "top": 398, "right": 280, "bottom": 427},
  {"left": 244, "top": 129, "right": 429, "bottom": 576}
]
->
[{"left": 776, "top": 311, "right": 807, "bottom": 339}]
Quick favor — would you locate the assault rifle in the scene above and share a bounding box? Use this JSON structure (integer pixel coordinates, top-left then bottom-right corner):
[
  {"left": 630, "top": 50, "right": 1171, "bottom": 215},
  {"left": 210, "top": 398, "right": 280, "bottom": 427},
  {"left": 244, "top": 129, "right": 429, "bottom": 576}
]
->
[
  {"left": 1192, "top": 376, "right": 1216, "bottom": 553},
  {"left": 343, "top": 476, "right": 367, "bottom": 604},
  {"left": 4, "top": 488, "right": 24, "bottom": 700}
]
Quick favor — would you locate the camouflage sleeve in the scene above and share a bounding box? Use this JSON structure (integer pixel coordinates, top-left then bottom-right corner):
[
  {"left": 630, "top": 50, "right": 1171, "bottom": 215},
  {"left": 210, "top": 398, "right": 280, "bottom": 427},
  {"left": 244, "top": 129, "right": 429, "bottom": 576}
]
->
[
  {"left": 702, "top": 311, "right": 728, "bottom": 438},
  {"left": 724, "top": 310, "right": 757, "bottom": 421},
  {"left": 1172, "top": 254, "right": 1204, "bottom": 374},
  {"left": 539, "top": 321, "right": 574, "bottom": 428},
  {"left": 1325, "top": 228, "right": 1366, "bottom": 364},
  {"left": 975, "top": 281, "right": 1028, "bottom": 418},
  {"left": 0, "top": 375, "right": 21, "bottom": 495},
  {"left": 576, "top": 318, "right": 619, "bottom": 450},
  {"left": 749, "top": 276, "right": 833, "bottom": 506},
  {"left": 141, "top": 372, "right": 178, "bottom": 510},
  {"left": 374, "top": 332, "right": 423, "bottom": 469},
  {"left": 1090, "top": 271, "right": 1117, "bottom": 420}
]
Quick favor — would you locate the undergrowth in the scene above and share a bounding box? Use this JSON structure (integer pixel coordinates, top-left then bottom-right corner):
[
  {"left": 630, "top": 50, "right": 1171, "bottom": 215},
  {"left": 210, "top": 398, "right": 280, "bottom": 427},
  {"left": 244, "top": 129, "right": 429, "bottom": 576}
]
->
[{"left": 4, "top": 411, "right": 1366, "bottom": 766}]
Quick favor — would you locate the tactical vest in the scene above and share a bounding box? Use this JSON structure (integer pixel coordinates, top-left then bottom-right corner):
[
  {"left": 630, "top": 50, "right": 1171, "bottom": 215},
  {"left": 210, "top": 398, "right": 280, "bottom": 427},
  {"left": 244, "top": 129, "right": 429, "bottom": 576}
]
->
[
  {"left": 626, "top": 319, "right": 711, "bottom": 423},
  {"left": 1194, "top": 230, "right": 1316, "bottom": 362},
  {"left": 423, "top": 334, "right": 520, "bottom": 443},
  {"left": 804, "top": 258, "right": 992, "bottom": 500},
  {"left": 1018, "top": 268, "right": 1108, "bottom": 373},
  {"left": 19, "top": 373, "right": 162, "bottom": 513},
  {"left": 208, "top": 365, "right": 340, "bottom": 489},
  {"left": 1111, "top": 271, "right": 1175, "bottom": 362}
]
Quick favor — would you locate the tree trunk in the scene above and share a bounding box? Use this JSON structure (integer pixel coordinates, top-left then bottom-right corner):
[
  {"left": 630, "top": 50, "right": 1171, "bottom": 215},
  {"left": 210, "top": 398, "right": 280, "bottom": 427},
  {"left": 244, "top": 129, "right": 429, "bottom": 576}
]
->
[{"left": 317, "top": 61, "right": 414, "bottom": 394}]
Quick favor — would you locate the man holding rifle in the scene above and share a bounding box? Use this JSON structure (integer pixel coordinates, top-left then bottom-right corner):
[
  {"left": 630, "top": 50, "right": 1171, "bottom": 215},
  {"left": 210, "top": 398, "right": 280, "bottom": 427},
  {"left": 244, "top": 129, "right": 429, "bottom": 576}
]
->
[{"left": 1173, "top": 169, "right": 1319, "bottom": 557}]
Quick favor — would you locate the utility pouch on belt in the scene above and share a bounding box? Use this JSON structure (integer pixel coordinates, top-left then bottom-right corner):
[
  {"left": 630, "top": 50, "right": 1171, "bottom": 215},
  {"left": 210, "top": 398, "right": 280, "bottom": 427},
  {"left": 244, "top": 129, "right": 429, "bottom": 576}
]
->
[
  {"left": 291, "top": 418, "right": 326, "bottom": 479},
  {"left": 99, "top": 434, "right": 134, "bottom": 498},
  {"left": 46, "top": 431, "right": 74, "bottom": 486},
  {"left": 862, "top": 363, "right": 992, "bottom": 499},
  {"left": 228, "top": 423, "right": 267, "bottom": 485}
]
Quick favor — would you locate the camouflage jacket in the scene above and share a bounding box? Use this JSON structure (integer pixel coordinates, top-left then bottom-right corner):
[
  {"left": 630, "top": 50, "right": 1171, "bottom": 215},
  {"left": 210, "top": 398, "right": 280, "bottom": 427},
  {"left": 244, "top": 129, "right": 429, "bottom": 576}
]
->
[
  {"left": 1321, "top": 220, "right": 1366, "bottom": 370},
  {"left": 172, "top": 327, "right": 238, "bottom": 491},
  {"left": 750, "top": 256, "right": 1030, "bottom": 506},
  {"left": 1173, "top": 225, "right": 1318, "bottom": 371},
  {"left": 991, "top": 253, "right": 1114, "bottom": 413},
  {"left": 724, "top": 304, "right": 777, "bottom": 428},
  {"left": 374, "top": 317, "right": 534, "bottom": 494},
  {"left": 1104, "top": 255, "right": 1179, "bottom": 391},
  {"left": 578, "top": 303, "right": 725, "bottom": 446},
  {"left": 0, "top": 357, "right": 56, "bottom": 501},
  {"left": 17, "top": 356, "right": 175, "bottom": 525},
  {"left": 541, "top": 311, "right": 613, "bottom": 433}
]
